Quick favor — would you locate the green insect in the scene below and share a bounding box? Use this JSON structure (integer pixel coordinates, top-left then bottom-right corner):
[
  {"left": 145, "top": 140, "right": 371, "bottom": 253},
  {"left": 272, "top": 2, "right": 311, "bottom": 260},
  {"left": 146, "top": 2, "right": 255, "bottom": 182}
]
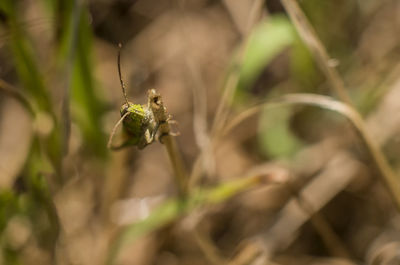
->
[{"left": 107, "top": 44, "right": 159, "bottom": 150}]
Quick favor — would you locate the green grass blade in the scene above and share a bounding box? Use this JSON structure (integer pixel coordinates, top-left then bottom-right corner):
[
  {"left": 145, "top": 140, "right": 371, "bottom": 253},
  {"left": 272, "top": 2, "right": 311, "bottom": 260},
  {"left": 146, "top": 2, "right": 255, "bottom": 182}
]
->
[{"left": 71, "top": 9, "right": 108, "bottom": 157}]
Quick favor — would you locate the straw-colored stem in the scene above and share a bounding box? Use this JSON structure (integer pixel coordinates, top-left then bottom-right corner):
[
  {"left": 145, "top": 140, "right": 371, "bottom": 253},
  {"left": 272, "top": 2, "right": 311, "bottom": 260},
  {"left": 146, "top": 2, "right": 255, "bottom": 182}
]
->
[
  {"left": 193, "top": 226, "right": 228, "bottom": 265},
  {"left": 280, "top": 0, "right": 352, "bottom": 104},
  {"left": 148, "top": 89, "right": 188, "bottom": 196}
]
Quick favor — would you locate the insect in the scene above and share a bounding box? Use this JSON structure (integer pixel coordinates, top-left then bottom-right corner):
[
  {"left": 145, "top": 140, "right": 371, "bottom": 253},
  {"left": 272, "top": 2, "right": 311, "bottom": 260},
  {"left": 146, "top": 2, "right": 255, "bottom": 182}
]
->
[{"left": 107, "top": 44, "right": 159, "bottom": 150}]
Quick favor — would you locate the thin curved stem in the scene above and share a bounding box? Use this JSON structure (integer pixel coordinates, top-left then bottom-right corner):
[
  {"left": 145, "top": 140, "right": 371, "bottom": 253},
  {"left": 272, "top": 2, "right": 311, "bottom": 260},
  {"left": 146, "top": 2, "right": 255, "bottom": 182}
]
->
[{"left": 223, "top": 93, "right": 400, "bottom": 211}]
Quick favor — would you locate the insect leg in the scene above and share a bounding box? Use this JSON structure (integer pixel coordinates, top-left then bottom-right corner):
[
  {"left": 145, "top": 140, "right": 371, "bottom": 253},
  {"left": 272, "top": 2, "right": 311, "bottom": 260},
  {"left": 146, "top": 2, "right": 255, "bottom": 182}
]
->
[
  {"left": 107, "top": 112, "right": 130, "bottom": 150},
  {"left": 150, "top": 122, "right": 160, "bottom": 142},
  {"left": 155, "top": 115, "right": 181, "bottom": 143}
]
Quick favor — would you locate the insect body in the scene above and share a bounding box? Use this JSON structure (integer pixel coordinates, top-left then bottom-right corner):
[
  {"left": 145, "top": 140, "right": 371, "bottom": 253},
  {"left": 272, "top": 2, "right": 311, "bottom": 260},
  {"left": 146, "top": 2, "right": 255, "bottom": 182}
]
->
[
  {"left": 107, "top": 44, "right": 158, "bottom": 150},
  {"left": 118, "top": 101, "right": 157, "bottom": 149}
]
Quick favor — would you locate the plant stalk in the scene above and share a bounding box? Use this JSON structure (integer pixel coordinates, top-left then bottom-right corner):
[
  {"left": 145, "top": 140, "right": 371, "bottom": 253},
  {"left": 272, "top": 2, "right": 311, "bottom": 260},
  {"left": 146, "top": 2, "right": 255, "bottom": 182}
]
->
[{"left": 148, "top": 89, "right": 188, "bottom": 196}]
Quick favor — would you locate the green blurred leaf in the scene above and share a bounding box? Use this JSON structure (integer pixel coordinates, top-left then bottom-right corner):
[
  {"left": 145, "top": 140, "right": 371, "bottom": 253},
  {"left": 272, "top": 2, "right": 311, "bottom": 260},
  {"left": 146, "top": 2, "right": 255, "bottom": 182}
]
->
[
  {"left": 258, "top": 106, "right": 304, "bottom": 158},
  {"left": 238, "top": 15, "right": 295, "bottom": 92}
]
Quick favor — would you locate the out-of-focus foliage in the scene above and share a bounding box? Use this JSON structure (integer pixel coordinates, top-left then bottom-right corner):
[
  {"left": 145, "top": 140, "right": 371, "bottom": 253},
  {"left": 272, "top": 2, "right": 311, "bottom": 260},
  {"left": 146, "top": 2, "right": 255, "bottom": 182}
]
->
[
  {"left": 0, "top": 0, "right": 107, "bottom": 262},
  {"left": 1, "top": 0, "right": 400, "bottom": 265},
  {"left": 236, "top": 15, "right": 320, "bottom": 158}
]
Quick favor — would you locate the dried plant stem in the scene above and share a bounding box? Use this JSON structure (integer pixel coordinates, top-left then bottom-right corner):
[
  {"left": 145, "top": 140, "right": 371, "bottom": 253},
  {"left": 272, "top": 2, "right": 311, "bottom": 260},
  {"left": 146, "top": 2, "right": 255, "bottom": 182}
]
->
[
  {"left": 148, "top": 89, "right": 188, "bottom": 196},
  {"left": 229, "top": 241, "right": 262, "bottom": 265},
  {"left": 280, "top": 0, "right": 352, "bottom": 104},
  {"left": 309, "top": 212, "right": 351, "bottom": 258},
  {"left": 193, "top": 226, "right": 228, "bottom": 265},
  {"left": 287, "top": 183, "right": 352, "bottom": 258}
]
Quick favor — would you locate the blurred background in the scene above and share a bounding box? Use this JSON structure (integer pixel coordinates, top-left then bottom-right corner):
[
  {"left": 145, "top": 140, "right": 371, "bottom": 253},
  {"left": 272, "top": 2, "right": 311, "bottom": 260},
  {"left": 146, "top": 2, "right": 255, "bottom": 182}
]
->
[{"left": 1, "top": 0, "right": 400, "bottom": 264}]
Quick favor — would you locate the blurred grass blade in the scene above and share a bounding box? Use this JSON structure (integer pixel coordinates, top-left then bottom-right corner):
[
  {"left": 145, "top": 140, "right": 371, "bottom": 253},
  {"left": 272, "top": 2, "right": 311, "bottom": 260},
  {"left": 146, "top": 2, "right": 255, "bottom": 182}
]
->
[
  {"left": 0, "top": 5, "right": 51, "bottom": 113},
  {"left": 40, "top": 0, "right": 108, "bottom": 157},
  {"left": 71, "top": 9, "right": 108, "bottom": 157},
  {"left": 42, "top": 0, "right": 81, "bottom": 156},
  {"left": 201, "top": 174, "right": 263, "bottom": 204},
  {"left": 0, "top": 1, "right": 63, "bottom": 175},
  {"left": 107, "top": 175, "right": 265, "bottom": 264},
  {"left": 0, "top": 2, "right": 62, "bottom": 258}
]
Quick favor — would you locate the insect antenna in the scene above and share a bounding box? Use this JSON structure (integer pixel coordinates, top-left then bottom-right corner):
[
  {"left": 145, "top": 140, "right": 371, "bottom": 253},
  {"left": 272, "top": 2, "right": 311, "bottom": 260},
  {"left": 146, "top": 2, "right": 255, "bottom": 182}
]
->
[{"left": 117, "top": 43, "right": 130, "bottom": 106}]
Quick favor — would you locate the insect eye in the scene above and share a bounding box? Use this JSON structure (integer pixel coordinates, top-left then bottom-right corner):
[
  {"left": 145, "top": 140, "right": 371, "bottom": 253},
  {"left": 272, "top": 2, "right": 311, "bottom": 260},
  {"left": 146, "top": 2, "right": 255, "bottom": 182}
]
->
[
  {"left": 152, "top": 96, "right": 160, "bottom": 104},
  {"left": 120, "top": 104, "right": 130, "bottom": 116}
]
